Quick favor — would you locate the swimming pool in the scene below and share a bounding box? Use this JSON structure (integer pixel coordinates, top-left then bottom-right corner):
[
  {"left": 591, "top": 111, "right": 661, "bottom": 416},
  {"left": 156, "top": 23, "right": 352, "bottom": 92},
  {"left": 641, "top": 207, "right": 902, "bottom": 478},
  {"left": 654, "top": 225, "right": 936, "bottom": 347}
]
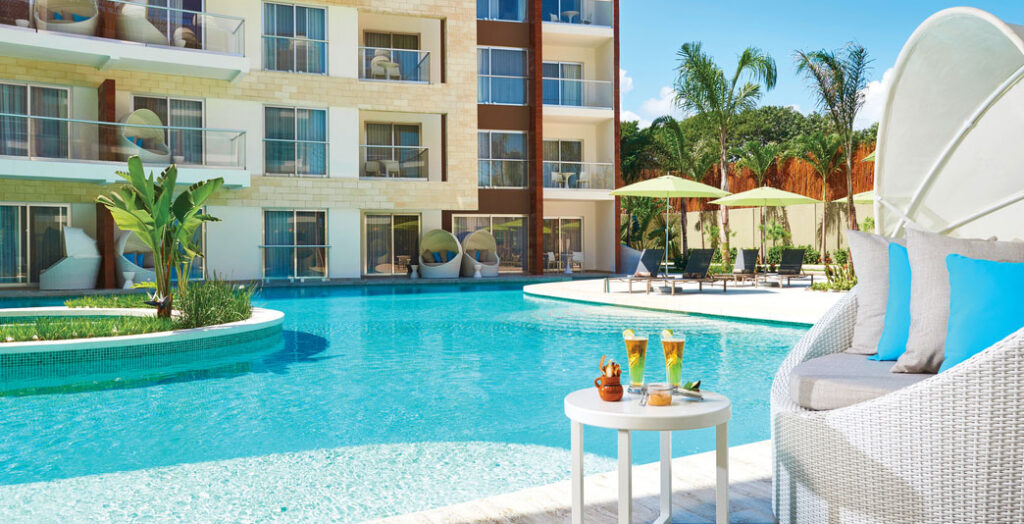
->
[{"left": 0, "top": 284, "right": 805, "bottom": 522}]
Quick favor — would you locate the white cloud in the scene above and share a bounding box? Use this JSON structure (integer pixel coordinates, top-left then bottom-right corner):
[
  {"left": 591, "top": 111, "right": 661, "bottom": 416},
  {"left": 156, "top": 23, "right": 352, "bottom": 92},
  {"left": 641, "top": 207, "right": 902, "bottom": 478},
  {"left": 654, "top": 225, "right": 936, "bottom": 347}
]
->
[
  {"left": 856, "top": 67, "right": 895, "bottom": 129},
  {"left": 640, "top": 86, "right": 682, "bottom": 119},
  {"left": 620, "top": 109, "right": 650, "bottom": 129},
  {"left": 619, "top": 68, "right": 634, "bottom": 95},
  {"left": 788, "top": 104, "right": 803, "bottom": 114}
]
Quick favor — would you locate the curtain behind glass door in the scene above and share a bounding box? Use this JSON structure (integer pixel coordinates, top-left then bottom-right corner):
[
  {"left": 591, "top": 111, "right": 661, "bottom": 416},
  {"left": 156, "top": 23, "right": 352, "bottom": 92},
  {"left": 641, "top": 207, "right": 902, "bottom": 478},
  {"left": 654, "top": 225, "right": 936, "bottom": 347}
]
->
[
  {"left": 392, "top": 215, "right": 419, "bottom": 274},
  {"left": 296, "top": 109, "right": 326, "bottom": 176},
  {"left": 0, "top": 84, "right": 27, "bottom": 157},
  {"left": 542, "top": 63, "right": 560, "bottom": 105},
  {"left": 396, "top": 125, "right": 420, "bottom": 178},
  {"left": 265, "top": 107, "right": 296, "bottom": 174},
  {"left": 542, "top": 218, "right": 558, "bottom": 270},
  {"left": 264, "top": 210, "right": 294, "bottom": 279},
  {"left": 0, "top": 205, "right": 24, "bottom": 283},
  {"left": 294, "top": 211, "right": 325, "bottom": 278},
  {"left": 364, "top": 215, "right": 392, "bottom": 275},
  {"left": 30, "top": 87, "right": 68, "bottom": 159},
  {"left": 560, "top": 63, "right": 582, "bottom": 106},
  {"left": 170, "top": 99, "right": 203, "bottom": 165}
]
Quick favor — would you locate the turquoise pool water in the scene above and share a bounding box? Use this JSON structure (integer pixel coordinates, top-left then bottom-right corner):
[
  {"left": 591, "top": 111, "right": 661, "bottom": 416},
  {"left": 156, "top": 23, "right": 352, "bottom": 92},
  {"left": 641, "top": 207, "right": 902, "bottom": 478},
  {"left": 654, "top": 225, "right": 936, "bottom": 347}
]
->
[{"left": 0, "top": 284, "right": 805, "bottom": 521}]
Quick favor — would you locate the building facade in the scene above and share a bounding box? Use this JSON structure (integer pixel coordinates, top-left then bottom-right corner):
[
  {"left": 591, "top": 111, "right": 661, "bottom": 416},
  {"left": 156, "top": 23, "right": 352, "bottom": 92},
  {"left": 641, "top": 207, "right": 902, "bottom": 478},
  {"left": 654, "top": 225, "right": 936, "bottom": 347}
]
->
[{"left": 0, "top": 0, "right": 620, "bottom": 286}]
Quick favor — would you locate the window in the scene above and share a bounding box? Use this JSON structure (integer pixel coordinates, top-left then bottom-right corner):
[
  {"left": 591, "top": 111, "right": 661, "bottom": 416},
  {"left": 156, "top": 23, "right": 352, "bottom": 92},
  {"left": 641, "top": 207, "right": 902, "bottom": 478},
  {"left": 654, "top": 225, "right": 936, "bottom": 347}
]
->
[
  {"left": 264, "top": 106, "right": 327, "bottom": 176},
  {"left": 478, "top": 131, "right": 527, "bottom": 188},
  {"left": 362, "top": 32, "right": 428, "bottom": 82},
  {"left": 543, "top": 217, "right": 583, "bottom": 271},
  {"left": 0, "top": 204, "right": 70, "bottom": 285},
  {"left": 133, "top": 96, "right": 204, "bottom": 165},
  {"left": 543, "top": 139, "right": 582, "bottom": 188},
  {"left": 478, "top": 47, "right": 528, "bottom": 104},
  {"left": 0, "top": 83, "right": 69, "bottom": 159},
  {"left": 363, "top": 123, "right": 425, "bottom": 179},
  {"left": 263, "top": 2, "right": 327, "bottom": 74},
  {"left": 452, "top": 215, "right": 528, "bottom": 273},
  {"left": 262, "top": 210, "right": 327, "bottom": 280},
  {"left": 364, "top": 214, "right": 420, "bottom": 276},
  {"left": 477, "top": 0, "right": 525, "bottom": 21},
  {"left": 542, "top": 61, "right": 583, "bottom": 106}
]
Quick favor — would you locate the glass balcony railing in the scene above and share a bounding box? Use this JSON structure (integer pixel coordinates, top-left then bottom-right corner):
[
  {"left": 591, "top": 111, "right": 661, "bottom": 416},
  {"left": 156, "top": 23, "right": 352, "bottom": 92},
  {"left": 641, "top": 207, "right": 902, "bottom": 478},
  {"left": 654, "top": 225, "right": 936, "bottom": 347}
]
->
[
  {"left": 542, "top": 78, "right": 614, "bottom": 109},
  {"left": 479, "top": 159, "right": 528, "bottom": 188},
  {"left": 0, "top": 0, "right": 245, "bottom": 55},
  {"left": 360, "top": 145, "right": 429, "bottom": 179},
  {"left": 359, "top": 47, "right": 430, "bottom": 83},
  {"left": 543, "top": 161, "right": 614, "bottom": 189},
  {"left": 478, "top": 74, "right": 528, "bottom": 105},
  {"left": 542, "top": 0, "right": 614, "bottom": 27},
  {"left": 0, "top": 113, "right": 246, "bottom": 168}
]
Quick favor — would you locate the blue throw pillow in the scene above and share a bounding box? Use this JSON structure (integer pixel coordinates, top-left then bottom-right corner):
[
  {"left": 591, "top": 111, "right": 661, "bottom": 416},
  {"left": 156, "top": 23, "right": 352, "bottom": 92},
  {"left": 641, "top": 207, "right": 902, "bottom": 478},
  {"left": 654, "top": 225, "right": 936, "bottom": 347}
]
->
[
  {"left": 431, "top": 252, "right": 442, "bottom": 263},
  {"left": 447, "top": 250, "right": 456, "bottom": 262},
  {"left": 939, "top": 255, "right": 1024, "bottom": 372},
  {"left": 871, "top": 243, "right": 912, "bottom": 361},
  {"left": 53, "top": 11, "right": 63, "bottom": 21},
  {"left": 72, "top": 13, "right": 87, "bottom": 22},
  {"left": 474, "top": 250, "right": 481, "bottom": 261}
]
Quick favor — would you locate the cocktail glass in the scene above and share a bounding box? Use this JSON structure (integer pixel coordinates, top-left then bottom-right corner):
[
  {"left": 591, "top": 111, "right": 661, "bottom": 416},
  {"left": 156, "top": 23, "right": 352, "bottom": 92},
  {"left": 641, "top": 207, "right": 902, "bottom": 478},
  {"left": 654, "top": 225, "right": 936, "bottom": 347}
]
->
[
  {"left": 662, "top": 335, "right": 685, "bottom": 388},
  {"left": 624, "top": 335, "right": 648, "bottom": 393}
]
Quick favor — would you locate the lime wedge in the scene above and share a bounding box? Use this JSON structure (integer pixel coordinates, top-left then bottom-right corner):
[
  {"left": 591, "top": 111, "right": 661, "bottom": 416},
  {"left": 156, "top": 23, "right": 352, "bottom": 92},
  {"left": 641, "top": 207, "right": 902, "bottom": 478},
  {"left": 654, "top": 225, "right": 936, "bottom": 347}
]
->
[
  {"left": 661, "top": 329, "right": 674, "bottom": 339},
  {"left": 622, "top": 328, "right": 636, "bottom": 339}
]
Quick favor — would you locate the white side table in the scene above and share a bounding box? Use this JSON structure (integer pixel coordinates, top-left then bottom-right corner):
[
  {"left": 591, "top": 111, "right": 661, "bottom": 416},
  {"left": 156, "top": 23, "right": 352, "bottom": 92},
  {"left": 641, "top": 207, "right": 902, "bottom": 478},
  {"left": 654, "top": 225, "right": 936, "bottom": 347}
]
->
[{"left": 564, "top": 388, "right": 731, "bottom": 524}]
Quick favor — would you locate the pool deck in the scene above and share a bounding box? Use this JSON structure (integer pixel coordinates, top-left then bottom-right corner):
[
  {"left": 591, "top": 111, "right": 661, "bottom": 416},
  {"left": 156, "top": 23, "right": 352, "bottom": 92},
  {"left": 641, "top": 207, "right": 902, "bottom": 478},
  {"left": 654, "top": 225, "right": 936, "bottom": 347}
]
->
[
  {"left": 372, "top": 440, "right": 774, "bottom": 524},
  {"left": 524, "top": 278, "right": 845, "bottom": 325}
]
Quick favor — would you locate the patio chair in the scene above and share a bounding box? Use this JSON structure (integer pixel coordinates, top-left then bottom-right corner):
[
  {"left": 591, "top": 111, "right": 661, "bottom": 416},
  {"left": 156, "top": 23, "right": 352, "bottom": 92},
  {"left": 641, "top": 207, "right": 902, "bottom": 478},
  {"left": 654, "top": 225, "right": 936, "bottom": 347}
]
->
[
  {"left": 649, "top": 248, "right": 727, "bottom": 294},
  {"left": 114, "top": 231, "right": 155, "bottom": 288},
  {"left": 713, "top": 248, "right": 758, "bottom": 286},
  {"left": 459, "top": 229, "right": 500, "bottom": 277},
  {"left": 38, "top": 227, "right": 100, "bottom": 290},
  {"left": 418, "top": 229, "right": 463, "bottom": 279},
  {"left": 602, "top": 248, "right": 663, "bottom": 293},
  {"left": 119, "top": 109, "right": 172, "bottom": 164},
  {"left": 763, "top": 248, "right": 814, "bottom": 287},
  {"left": 34, "top": 0, "right": 98, "bottom": 36},
  {"left": 116, "top": 1, "right": 176, "bottom": 46}
]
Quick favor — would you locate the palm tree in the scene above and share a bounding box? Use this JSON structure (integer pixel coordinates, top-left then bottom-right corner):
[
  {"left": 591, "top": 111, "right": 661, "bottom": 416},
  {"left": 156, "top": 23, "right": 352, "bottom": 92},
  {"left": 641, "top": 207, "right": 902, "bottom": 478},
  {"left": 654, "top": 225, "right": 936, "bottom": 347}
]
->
[
  {"left": 795, "top": 43, "right": 872, "bottom": 231},
  {"left": 619, "top": 121, "right": 662, "bottom": 247},
  {"left": 649, "top": 115, "right": 716, "bottom": 256},
  {"left": 735, "top": 140, "right": 782, "bottom": 260},
  {"left": 674, "top": 42, "right": 777, "bottom": 266},
  {"left": 795, "top": 131, "right": 844, "bottom": 261}
]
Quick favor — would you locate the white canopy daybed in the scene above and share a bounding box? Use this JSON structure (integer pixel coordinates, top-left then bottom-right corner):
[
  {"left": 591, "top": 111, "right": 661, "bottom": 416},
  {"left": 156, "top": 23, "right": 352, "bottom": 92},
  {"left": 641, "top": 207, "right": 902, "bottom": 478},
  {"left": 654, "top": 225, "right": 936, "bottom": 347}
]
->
[
  {"left": 120, "top": 109, "right": 172, "bottom": 164},
  {"left": 418, "top": 229, "right": 463, "bottom": 279},
  {"left": 459, "top": 229, "right": 500, "bottom": 277},
  {"left": 39, "top": 227, "right": 100, "bottom": 290}
]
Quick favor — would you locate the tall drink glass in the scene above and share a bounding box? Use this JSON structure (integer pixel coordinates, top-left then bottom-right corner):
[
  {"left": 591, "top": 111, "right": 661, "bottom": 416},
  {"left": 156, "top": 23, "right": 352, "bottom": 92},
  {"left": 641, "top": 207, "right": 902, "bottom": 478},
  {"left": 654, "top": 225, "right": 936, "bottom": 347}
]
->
[
  {"left": 623, "top": 333, "right": 648, "bottom": 393},
  {"left": 661, "top": 332, "right": 685, "bottom": 388}
]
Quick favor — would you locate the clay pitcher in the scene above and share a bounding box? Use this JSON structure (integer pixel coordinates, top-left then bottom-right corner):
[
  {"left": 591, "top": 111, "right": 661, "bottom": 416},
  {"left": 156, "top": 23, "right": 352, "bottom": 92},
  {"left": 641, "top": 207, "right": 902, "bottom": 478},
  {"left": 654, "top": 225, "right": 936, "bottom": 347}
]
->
[{"left": 594, "top": 374, "right": 623, "bottom": 402}]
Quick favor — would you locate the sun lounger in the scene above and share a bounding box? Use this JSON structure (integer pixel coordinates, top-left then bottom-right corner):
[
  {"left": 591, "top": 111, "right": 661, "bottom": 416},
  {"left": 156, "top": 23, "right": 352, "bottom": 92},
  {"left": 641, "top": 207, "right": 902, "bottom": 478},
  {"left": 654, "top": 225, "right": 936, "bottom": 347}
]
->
[
  {"left": 713, "top": 248, "right": 759, "bottom": 286},
  {"left": 603, "top": 248, "right": 664, "bottom": 293},
  {"left": 649, "top": 248, "right": 727, "bottom": 294},
  {"left": 761, "top": 248, "right": 815, "bottom": 287}
]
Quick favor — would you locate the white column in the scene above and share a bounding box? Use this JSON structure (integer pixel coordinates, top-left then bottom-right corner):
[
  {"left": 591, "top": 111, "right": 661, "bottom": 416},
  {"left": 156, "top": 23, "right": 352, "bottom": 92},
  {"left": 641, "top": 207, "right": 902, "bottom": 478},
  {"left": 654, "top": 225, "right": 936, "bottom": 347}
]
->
[
  {"left": 716, "top": 422, "right": 729, "bottom": 524},
  {"left": 618, "top": 429, "right": 632, "bottom": 524},
  {"left": 571, "top": 421, "right": 584, "bottom": 524}
]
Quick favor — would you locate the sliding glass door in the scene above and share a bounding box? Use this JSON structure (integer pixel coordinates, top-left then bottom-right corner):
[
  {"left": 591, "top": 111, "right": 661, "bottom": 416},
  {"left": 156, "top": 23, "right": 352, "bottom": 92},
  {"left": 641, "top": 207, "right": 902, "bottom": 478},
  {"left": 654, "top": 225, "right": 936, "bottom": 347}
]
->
[
  {"left": 263, "top": 209, "right": 328, "bottom": 281},
  {"left": 0, "top": 204, "right": 70, "bottom": 285},
  {"left": 364, "top": 214, "right": 420, "bottom": 275},
  {"left": 0, "top": 83, "right": 69, "bottom": 159},
  {"left": 452, "top": 215, "right": 529, "bottom": 273},
  {"left": 542, "top": 62, "right": 582, "bottom": 106},
  {"left": 542, "top": 217, "right": 583, "bottom": 271},
  {"left": 134, "top": 96, "right": 204, "bottom": 165}
]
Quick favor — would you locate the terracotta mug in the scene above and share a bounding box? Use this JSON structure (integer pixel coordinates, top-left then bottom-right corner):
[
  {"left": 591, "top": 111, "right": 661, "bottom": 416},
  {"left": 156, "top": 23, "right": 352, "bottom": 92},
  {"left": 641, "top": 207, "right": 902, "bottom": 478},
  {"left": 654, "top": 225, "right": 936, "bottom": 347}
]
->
[{"left": 594, "top": 374, "right": 623, "bottom": 402}]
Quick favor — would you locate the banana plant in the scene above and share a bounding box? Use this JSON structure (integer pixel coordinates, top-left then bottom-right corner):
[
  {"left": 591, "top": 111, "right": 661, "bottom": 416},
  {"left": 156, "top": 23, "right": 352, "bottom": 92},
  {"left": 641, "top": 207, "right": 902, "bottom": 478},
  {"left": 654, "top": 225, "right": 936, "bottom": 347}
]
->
[{"left": 97, "top": 157, "right": 223, "bottom": 318}]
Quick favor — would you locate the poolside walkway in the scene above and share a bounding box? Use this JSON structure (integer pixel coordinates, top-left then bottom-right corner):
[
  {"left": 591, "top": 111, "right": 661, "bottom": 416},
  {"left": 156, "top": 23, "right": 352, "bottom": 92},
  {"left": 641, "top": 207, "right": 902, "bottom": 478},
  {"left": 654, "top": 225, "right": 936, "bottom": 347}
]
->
[
  {"left": 372, "top": 440, "right": 773, "bottom": 524},
  {"left": 524, "top": 278, "right": 845, "bottom": 325}
]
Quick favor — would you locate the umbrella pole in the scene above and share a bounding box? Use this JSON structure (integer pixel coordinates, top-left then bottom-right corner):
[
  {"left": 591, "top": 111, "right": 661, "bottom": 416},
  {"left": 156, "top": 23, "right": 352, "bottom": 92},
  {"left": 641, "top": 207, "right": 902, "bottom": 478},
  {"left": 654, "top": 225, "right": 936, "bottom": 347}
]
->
[{"left": 665, "top": 196, "right": 670, "bottom": 274}]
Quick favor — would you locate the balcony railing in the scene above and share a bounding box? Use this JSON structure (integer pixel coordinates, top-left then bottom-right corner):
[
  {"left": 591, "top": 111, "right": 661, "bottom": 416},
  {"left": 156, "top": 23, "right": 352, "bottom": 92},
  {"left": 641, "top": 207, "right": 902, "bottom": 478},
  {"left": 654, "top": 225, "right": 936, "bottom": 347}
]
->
[
  {"left": 360, "top": 145, "right": 429, "bottom": 179},
  {"left": 0, "top": 0, "right": 245, "bottom": 55},
  {"left": 479, "top": 159, "right": 527, "bottom": 188},
  {"left": 542, "top": 78, "right": 614, "bottom": 109},
  {"left": 543, "top": 161, "right": 614, "bottom": 189},
  {"left": 543, "top": 0, "right": 614, "bottom": 27},
  {"left": 478, "top": 74, "right": 528, "bottom": 105},
  {"left": 359, "top": 47, "right": 430, "bottom": 83},
  {"left": 0, "top": 113, "right": 245, "bottom": 168}
]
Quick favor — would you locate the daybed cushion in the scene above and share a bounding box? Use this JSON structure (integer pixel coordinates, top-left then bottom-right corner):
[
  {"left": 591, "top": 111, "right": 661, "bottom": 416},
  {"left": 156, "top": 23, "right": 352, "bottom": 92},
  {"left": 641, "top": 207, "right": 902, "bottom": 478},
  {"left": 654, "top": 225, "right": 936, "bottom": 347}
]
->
[
  {"left": 790, "top": 353, "right": 932, "bottom": 411},
  {"left": 845, "top": 230, "right": 904, "bottom": 355},
  {"left": 893, "top": 229, "right": 1024, "bottom": 373}
]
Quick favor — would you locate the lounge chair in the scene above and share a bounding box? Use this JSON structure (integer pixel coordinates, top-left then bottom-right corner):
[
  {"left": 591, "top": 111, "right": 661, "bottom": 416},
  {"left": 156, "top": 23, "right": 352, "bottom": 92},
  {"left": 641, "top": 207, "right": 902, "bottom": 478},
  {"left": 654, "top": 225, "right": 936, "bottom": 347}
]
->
[
  {"left": 34, "top": 0, "right": 98, "bottom": 36},
  {"left": 713, "top": 248, "right": 758, "bottom": 286},
  {"left": 459, "top": 229, "right": 500, "bottom": 277},
  {"left": 418, "top": 229, "right": 463, "bottom": 279},
  {"left": 602, "top": 248, "right": 663, "bottom": 293},
  {"left": 119, "top": 109, "right": 172, "bottom": 164},
  {"left": 114, "top": 231, "right": 155, "bottom": 288},
  {"left": 38, "top": 227, "right": 100, "bottom": 290},
  {"left": 762, "top": 248, "right": 815, "bottom": 287},
  {"left": 650, "top": 248, "right": 727, "bottom": 294},
  {"left": 117, "top": 1, "right": 182, "bottom": 47}
]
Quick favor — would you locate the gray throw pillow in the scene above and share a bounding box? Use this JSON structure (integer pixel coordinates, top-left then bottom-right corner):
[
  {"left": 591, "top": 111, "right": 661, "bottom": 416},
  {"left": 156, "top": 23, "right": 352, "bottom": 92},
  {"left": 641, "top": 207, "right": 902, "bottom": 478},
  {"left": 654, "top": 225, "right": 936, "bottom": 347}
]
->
[
  {"left": 891, "top": 229, "right": 1024, "bottom": 373},
  {"left": 845, "top": 230, "right": 904, "bottom": 355}
]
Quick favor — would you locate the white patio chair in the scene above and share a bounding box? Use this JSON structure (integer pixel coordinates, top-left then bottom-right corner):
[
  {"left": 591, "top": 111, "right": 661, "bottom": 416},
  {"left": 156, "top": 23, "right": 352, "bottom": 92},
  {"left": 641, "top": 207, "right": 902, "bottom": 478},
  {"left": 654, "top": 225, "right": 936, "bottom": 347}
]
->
[
  {"left": 418, "top": 229, "right": 463, "bottom": 279},
  {"left": 39, "top": 227, "right": 100, "bottom": 290},
  {"left": 34, "top": 0, "right": 98, "bottom": 36},
  {"left": 460, "top": 229, "right": 500, "bottom": 277}
]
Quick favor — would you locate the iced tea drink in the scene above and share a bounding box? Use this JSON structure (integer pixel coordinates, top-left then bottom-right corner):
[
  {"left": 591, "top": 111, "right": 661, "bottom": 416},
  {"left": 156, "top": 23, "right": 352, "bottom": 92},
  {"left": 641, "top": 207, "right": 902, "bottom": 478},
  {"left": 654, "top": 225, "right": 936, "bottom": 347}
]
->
[
  {"left": 622, "top": 329, "right": 647, "bottom": 390},
  {"left": 661, "top": 329, "right": 685, "bottom": 388}
]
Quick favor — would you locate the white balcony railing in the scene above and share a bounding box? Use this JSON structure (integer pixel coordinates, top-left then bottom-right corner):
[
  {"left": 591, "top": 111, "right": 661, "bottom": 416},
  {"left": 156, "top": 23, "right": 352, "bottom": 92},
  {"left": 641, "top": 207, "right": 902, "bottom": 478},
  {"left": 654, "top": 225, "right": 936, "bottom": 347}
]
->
[
  {"left": 361, "top": 145, "right": 429, "bottom": 179},
  {"left": 543, "top": 161, "right": 614, "bottom": 189},
  {"left": 0, "top": 112, "right": 246, "bottom": 168},
  {"left": 542, "top": 78, "right": 614, "bottom": 109},
  {"left": 359, "top": 47, "right": 430, "bottom": 83},
  {"left": 542, "top": 0, "right": 614, "bottom": 27},
  {"left": 479, "top": 159, "right": 528, "bottom": 188},
  {"left": 0, "top": 0, "right": 245, "bottom": 55}
]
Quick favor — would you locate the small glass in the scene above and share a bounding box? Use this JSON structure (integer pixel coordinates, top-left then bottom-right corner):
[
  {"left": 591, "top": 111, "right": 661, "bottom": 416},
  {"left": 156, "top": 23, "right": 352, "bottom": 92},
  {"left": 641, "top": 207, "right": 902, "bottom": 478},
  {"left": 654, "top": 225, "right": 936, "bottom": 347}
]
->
[
  {"left": 646, "top": 383, "right": 674, "bottom": 406},
  {"left": 623, "top": 334, "right": 648, "bottom": 393},
  {"left": 662, "top": 334, "right": 685, "bottom": 388}
]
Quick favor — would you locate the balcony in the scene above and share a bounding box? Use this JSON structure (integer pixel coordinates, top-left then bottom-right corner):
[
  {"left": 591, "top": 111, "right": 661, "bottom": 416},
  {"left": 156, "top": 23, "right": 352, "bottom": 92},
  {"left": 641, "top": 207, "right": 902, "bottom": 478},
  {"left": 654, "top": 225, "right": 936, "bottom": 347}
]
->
[
  {"left": 478, "top": 74, "right": 528, "bottom": 105},
  {"left": 0, "top": 113, "right": 249, "bottom": 187},
  {"left": 360, "top": 145, "right": 429, "bottom": 179},
  {"left": 0, "top": 0, "right": 247, "bottom": 81},
  {"left": 542, "top": 78, "right": 614, "bottom": 121},
  {"left": 479, "top": 159, "right": 528, "bottom": 188},
  {"left": 543, "top": 161, "right": 614, "bottom": 199},
  {"left": 358, "top": 47, "right": 430, "bottom": 83},
  {"left": 542, "top": 0, "right": 614, "bottom": 27}
]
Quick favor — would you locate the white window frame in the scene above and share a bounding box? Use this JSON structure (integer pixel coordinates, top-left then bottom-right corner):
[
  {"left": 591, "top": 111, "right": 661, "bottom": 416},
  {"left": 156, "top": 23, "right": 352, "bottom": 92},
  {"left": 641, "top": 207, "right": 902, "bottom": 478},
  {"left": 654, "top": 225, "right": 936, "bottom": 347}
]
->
[
  {"left": 477, "top": 46, "right": 529, "bottom": 106},
  {"left": 0, "top": 202, "right": 71, "bottom": 286},
  {"left": 260, "top": 208, "right": 329, "bottom": 282},
  {"left": 478, "top": 130, "right": 528, "bottom": 189},
  {"left": 263, "top": 104, "right": 329, "bottom": 177},
  {"left": 261, "top": 1, "right": 329, "bottom": 75},
  {"left": 362, "top": 213, "right": 422, "bottom": 276},
  {"left": 0, "top": 81, "right": 72, "bottom": 160},
  {"left": 542, "top": 215, "right": 585, "bottom": 271}
]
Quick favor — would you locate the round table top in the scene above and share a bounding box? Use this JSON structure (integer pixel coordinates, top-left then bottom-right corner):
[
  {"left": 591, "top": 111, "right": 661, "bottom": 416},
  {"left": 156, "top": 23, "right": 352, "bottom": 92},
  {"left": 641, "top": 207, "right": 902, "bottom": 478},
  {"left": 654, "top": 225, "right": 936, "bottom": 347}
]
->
[{"left": 564, "top": 387, "right": 731, "bottom": 431}]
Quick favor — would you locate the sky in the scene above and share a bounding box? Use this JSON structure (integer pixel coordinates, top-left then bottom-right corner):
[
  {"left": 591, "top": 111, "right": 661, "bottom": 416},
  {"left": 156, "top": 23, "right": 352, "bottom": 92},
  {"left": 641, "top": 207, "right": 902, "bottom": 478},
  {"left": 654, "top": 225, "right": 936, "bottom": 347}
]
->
[{"left": 619, "top": 1, "right": 1024, "bottom": 129}]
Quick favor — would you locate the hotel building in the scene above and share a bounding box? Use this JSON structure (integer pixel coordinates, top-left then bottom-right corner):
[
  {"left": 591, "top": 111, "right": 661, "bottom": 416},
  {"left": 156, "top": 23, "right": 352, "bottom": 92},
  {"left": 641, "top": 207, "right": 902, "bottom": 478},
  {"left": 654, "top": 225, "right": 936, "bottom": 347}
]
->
[{"left": 0, "top": 0, "right": 620, "bottom": 286}]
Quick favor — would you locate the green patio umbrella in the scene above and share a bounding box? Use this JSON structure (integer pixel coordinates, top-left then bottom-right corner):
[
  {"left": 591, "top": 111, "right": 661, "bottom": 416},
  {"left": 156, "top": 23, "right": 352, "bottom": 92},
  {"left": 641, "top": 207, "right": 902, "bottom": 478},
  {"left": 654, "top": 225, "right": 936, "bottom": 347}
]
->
[
  {"left": 832, "top": 190, "right": 875, "bottom": 204},
  {"left": 710, "top": 186, "right": 819, "bottom": 262},
  {"left": 862, "top": 151, "right": 876, "bottom": 162},
  {"left": 611, "top": 175, "right": 730, "bottom": 268}
]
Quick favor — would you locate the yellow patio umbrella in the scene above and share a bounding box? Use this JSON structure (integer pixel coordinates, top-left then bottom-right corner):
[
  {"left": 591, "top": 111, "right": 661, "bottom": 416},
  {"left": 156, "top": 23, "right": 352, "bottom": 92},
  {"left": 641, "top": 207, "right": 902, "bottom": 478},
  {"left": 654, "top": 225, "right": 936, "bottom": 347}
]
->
[
  {"left": 832, "top": 190, "right": 875, "bottom": 204},
  {"left": 611, "top": 175, "right": 730, "bottom": 267},
  {"left": 710, "top": 186, "right": 819, "bottom": 262}
]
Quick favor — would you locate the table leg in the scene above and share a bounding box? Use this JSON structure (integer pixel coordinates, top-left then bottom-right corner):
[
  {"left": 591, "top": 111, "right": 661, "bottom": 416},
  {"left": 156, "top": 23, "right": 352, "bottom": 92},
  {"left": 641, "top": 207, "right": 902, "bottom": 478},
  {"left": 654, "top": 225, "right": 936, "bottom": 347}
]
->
[
  {"left": 654, "top": 431, "right": 671, "bottom": 524},
  {"left": 716, "top": 422, "right": 729, "bottom": 524},
  {"left": 572, "top": 421, "right": 584, "bottom": 524},
  {"left": 618, "top": 429, "right": 632, "bottom": 524}
]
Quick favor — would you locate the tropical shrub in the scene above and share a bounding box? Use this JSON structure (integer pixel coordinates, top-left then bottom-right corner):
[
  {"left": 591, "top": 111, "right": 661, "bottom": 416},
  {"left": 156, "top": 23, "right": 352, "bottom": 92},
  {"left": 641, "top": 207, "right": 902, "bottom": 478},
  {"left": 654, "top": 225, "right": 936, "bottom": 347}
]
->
[
  {"left": 175, "top": 279, "right": 257, "bottom": 329},
  {"left": 711, "top": 247, "right": 737, "bottom": 264},
  {"left": 1, "top": 316, "right": 177, "bottom": 343},
  {"left": 833, "top": 248, "right": 849, "bottom": 265}
]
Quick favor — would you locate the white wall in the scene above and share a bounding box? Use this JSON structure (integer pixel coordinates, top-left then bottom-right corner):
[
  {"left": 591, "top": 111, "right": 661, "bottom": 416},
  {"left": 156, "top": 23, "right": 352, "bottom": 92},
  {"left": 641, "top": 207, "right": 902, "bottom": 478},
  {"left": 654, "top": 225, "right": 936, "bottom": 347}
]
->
[
  {"left": 543, "top": 199, "right": 615, "bottom": 272},
  {"left": 205, "top": 205, "right": 262, "bottom": 280},
  {"left": 330, "top": 6, "right": 359, "bottom": 78},
  {"left": 206, "top": 98, "right": 263, "bottom": 174},
  {"left": 329, "top": 107, "right": 359, "bottom": 178},
  {"left": 329, "top": 208, "right": 361, "bottom": 278}
]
